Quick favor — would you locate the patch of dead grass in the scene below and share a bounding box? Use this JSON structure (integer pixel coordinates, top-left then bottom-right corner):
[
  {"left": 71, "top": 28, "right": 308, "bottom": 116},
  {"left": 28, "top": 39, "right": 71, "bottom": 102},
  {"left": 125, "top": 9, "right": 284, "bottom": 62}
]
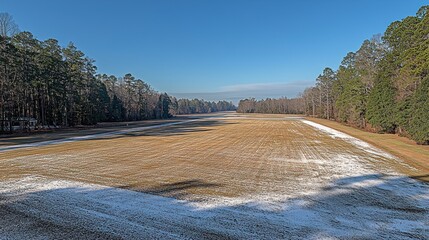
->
[
  {"left": 0, "top": 114, "right": 420, "bottom": 199},
  {"left": 306, "top": 117, "right": 429, "bottom": 182}
]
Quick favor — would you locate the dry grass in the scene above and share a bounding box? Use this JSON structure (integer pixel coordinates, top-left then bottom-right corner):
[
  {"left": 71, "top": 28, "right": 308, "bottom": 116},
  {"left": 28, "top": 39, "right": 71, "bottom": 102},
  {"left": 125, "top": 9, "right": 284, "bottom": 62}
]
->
[
  {"left": 306, "top": 117, "right": 429, "bottom": 182},
  {"left": 0, "top": 118, "right": 191, "bottom": 147},
  {"left": 1, "top": 113, "right": 428, "bottom": 239},
  {"left": 0, "top": 114, "right": 420, "bottom": 199}
]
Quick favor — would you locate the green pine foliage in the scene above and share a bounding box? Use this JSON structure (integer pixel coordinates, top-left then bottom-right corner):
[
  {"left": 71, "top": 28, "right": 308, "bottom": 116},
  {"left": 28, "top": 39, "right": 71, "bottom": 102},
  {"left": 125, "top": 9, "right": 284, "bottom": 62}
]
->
[
  {"left": 0, "top": 29, "right": 235, "bottom": 132},
  {"left": 335, "top": 74, "right": 366, "bottom": 127},
  {"left": 302, "top": 5, "right": 429, "bottom": 144},
  {"left": 407, "top": 76, "right": 429, "bottom": 144},
  {"left": 366, "top": 77, "right": 397, "bottom": 133},
  {"left": 394, "top": 97, "right": 411, "bottom": 136}
]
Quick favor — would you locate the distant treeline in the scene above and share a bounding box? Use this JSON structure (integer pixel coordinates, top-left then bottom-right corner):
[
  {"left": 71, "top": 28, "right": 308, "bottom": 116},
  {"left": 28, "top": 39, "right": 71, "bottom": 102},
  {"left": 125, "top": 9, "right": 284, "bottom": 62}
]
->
[
  {"left": 0, "top": 13, "right": 234, "bottom": 132},
  {"left": 236, "top": 98, "right": 303, "bottom": 114},
  {"left": 173, "top": 99, "right": 236, "bottom": 115},
  {"left": 301, "top": 6, "right": 429, "bottom": 144}
]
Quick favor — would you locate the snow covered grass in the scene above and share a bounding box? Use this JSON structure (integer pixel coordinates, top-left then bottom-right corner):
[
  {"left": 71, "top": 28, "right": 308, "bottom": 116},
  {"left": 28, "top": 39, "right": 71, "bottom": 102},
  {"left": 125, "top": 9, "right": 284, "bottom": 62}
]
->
[
  {"left": 301, "top": 120, "right": 397, "bottom": 160},
  {"left": 0, "top": 114, "right": 428, "bottom": 239},
  {"left": 0, "top": 118, "right": 203, "bottom": 152},
  {"left": 1, "top": 174, "right": 427, "bottom": 239}
]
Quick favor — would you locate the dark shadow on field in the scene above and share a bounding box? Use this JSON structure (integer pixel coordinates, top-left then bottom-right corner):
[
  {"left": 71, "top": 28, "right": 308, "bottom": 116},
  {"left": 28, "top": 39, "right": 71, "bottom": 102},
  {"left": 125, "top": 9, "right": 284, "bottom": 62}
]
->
[
  {"left": 0, "top": 114, "right": 232, "bottom": 147},
  {"left": 411, "top": 174, "right": 429, "bottom": 182},
  {"left": 120, "top": 179, "right": 223, "bottom": 200},
  {"left": 317, "top": 174, "right": 428, "bottom": 213},
  {"left": 1, "top": 174, "right": 428, "bottom": 239},
  {"left": 0, "top": 117, "right": 183, "bottom": 145},
  {"left": 0, "top": 118, "right": 237, "bottom": 152},
  {"left": 104, "top": 119, "right": 237, "bottom": 138}
]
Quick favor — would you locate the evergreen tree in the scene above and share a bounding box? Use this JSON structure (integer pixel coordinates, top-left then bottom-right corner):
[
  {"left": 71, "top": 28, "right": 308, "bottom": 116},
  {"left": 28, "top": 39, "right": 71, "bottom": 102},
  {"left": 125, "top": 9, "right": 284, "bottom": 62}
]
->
[
  {"left": 407, "top": 76, "right": 429, "bottom": 144},
  {"left": 366, "top": 77, "right": 397, "bottom": 133},
  {"left": 158, "top": 93, "right": 172, "bottom": 119}
]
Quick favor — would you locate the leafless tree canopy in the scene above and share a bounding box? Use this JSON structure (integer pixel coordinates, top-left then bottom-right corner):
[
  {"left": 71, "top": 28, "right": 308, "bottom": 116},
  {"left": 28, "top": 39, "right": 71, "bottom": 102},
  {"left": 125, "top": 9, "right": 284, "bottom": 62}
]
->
[{"left": 0, "top": 13, "right": 19, "bottom": 37}]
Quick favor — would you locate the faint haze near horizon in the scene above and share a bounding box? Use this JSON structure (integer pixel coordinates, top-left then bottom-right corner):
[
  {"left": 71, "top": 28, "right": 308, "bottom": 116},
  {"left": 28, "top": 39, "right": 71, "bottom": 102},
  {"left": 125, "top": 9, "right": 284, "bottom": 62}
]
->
[
  {"left": 1, "top": 0, "right": 425, "bottom": 101},
  {"left": 172, "top": 81, "right": 313, "bottom": 104}
]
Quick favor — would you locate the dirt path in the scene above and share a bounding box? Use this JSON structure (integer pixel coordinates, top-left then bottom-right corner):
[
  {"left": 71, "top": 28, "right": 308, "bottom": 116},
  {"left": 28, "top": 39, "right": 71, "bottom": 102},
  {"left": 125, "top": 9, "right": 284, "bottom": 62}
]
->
[{"left": 0, "top": 113, "right": 427, "bottom": 239}]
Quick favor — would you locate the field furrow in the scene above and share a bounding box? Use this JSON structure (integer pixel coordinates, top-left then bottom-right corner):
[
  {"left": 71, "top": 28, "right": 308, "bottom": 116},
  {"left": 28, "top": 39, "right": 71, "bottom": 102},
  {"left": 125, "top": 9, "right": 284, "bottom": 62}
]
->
[{"left": 0, "top": 113, "right": 427, "bottom": 239}]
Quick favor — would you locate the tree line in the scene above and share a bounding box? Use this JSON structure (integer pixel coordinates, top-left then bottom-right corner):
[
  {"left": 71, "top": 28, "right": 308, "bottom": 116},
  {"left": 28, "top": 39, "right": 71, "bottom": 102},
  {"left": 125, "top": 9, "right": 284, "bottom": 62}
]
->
[
  {"left": 236, "top": 97, "right": 303, "bottom": 114},
  {"left": 301, "top": 6, "right": 429, "bottom": 144},
  {"left": 0, "top": 13, "right": 234, "bottom": 133},
  {"left": 172, "top": 98, "right": 235, "bottom": 115}
]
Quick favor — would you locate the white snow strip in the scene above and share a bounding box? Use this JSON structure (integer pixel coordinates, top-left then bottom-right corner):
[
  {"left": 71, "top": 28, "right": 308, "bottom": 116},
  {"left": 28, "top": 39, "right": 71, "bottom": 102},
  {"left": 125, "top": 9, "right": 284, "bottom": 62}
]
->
[
  {"left": 301, "top": 120, "right": 398, "bottom": 160},
  {"left": 1, "top": 116, "right": 428, "bottom": 238},
  {"left": 0, "top": 118, "right": 207, "bottom": 152},
  {"left": 1, "top": 176, "right": 427, "bottom": 239}
]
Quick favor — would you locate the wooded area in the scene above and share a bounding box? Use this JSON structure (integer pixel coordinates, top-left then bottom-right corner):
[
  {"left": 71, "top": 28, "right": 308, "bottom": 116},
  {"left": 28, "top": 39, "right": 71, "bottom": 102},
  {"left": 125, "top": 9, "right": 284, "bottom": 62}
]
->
[
  {"left": 300, "top": 6, "right": 429, "bottom": 144},
  {"left": 0, "top": 13, "right": 234, "bottom": 133},
  {"left": 2, "top": 5, "right": 429, "bottom": 144},
  {"left": 174, "top": 98, "right": 236, "bottom": 115},
  {"left": 237, "top": 6, "right": 429, "bottom": 145},
  {"left": 236, "top": 97, "right": 303, "bottom": 114}
]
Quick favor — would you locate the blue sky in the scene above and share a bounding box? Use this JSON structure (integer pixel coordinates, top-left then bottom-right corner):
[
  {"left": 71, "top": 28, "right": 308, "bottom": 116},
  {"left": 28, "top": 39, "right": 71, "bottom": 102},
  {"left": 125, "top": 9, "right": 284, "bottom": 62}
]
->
[{"left": 1, "top": 0, "right": 425, "bottom": 102}]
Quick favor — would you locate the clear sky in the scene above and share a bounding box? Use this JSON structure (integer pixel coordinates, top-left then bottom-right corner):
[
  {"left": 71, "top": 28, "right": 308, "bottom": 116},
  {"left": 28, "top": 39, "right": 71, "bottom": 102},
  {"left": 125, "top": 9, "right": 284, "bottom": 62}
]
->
[{"left": 1, "top": 0, "right": 426, "bottom": 103}]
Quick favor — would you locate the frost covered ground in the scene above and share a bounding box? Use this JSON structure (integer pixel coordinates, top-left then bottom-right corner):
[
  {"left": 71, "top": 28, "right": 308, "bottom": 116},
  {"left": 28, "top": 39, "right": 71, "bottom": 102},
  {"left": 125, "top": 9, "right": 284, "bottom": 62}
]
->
[{"left": 0, "top": 114, "right": 428, "bottom": 239}]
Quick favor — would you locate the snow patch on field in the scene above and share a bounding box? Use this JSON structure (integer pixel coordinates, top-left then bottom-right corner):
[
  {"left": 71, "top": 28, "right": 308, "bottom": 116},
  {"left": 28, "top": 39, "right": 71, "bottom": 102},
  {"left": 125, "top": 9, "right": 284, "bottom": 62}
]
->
[
  {"left": 1, "top": 116, "right": 428, "bottom": 238},
  {"left": 301, "top": 120, "right": 398, "bottom": 160},
  {"left": 1, "top": 175, "right": 428, "bottom": 239},
  {"left": 0, "top": 119, "right": 203, "bottom": 152}
]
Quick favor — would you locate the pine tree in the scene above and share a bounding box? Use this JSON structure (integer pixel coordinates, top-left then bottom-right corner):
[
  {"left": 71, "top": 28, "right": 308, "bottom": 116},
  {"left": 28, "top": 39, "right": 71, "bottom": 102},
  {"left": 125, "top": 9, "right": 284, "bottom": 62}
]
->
[
  {"left": 366, "top": 77, "right": 397, "bottom": 133},
  {"left": 407, "top": 76, "right": 429, "bottom": 144}
]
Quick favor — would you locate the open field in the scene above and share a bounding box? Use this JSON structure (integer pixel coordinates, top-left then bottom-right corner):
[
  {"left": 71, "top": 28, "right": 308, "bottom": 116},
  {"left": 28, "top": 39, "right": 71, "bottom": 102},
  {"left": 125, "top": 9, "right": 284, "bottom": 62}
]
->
[
  {"left": 0, "top": 112, "right": 229, "bottom": 148},
  {"left": 306, "top": 117, "right": 429, "bottom": 182},
  {"left": 0, "top": 113, "right": 428, "bottom": 239}
]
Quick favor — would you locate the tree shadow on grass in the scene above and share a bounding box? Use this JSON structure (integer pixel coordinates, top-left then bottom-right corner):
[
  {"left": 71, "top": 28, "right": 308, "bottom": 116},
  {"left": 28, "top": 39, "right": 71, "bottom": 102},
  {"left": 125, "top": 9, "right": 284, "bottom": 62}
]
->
[
  {"left": 411, "top": 174, "right": 429, "bottom": 182},
  {"left": 120, "top": 179, "right": 223, "bottom": 200},
  {"left": 0, "top": 119, "right": 237, "bottom": 152},
  {"left": 0, "top": 174, "right": 428, "bottom": 239},
  {"left": 0, "top": 114, "right": 223, "bottom": 144},
  {"left": 113, "top": 119, "right": 237, "bottom": 138}
]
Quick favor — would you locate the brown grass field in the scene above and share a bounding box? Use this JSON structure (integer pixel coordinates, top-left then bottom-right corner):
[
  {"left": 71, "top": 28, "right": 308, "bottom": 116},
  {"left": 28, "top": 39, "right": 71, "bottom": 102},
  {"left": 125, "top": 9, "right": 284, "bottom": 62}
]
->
[
  {"left": 307, "top": 117, "right": 429, "bottom": 182},
  {"left": 1, "top": 113, "right": 424, "bottom": 197},
  {"left": 0, "top": 113, "right": 428, "bottom": 239}
]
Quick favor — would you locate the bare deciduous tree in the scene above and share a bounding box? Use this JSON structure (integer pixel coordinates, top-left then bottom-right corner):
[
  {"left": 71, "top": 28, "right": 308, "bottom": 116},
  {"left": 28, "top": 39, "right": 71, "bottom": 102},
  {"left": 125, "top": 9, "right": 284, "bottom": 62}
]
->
[{"left": 0, "top": 12, "right": 19, "bottom": 37}]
